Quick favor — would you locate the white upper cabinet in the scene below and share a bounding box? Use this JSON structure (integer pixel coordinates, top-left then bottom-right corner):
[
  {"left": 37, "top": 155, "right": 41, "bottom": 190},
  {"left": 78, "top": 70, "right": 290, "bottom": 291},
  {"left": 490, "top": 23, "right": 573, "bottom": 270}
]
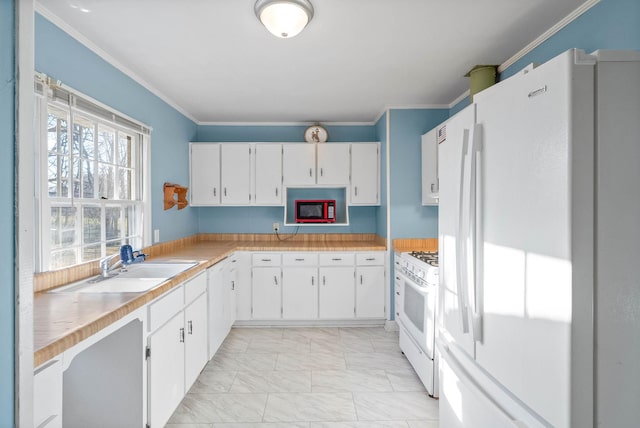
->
[
  {"left": 190, "top": 143, "right": 221, "bottom": 206},
  {"left": 422, "top": 127, "right": 439, "bottom": 205},
  {"left": 283, "top": 143, "right": 316, "bottom": 185},
  {"left": 221, "top": 144, "right": 252, "bottom": 205},
  {"left": 317, "top": 144, "right": 350, "bottom": 185},
  {"left": 254, "top": 144, "right": 282, "bottom": 205},
  {"left": 350, "top": 143, "right": 380, "bottom": 205}
]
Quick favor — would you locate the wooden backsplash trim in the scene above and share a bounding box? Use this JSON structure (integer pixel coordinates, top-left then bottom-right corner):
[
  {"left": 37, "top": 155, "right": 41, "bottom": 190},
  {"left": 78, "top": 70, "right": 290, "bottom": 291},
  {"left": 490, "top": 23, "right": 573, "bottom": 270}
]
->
[
  {"left": 392, "top": 238, "right": 438, "bottom": 252},
  {"left": 35, "top": 233, "right": 386, "bottom": 292},
  {"left": 197, "top": 233, "right": 382, "bottom": 243}
]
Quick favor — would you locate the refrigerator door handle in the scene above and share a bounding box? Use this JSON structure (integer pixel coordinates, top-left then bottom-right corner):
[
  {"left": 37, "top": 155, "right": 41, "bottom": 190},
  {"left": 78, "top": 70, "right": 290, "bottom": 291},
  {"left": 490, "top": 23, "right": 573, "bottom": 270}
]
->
[
  {"left": 467, "top": 123, "right": 484, "bottom": 343},
  {"left": 457, "top": 129, "right": 471, "bottom": 334}
]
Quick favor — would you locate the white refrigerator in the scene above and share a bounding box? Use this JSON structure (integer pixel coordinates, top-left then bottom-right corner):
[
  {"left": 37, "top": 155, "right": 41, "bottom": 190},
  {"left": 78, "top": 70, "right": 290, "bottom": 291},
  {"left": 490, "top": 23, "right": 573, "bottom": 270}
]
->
[{"left": 437, "top": 49, "right": 640, "bottom": 428}]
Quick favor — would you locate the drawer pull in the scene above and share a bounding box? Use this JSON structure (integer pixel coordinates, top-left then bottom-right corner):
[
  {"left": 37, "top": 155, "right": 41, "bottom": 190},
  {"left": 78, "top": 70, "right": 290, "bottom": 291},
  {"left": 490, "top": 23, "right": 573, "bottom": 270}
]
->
[
  {"left": 295, "top": 258, "right": 305, "bottom": 261},
  {"left": 365, "top": 257, "right": 375, "bottom": 261},
  {"left": 331, "top": 258, "right": 342, "bottom": 261},
  {"left": 261, "top": 258, "right": 272, "bottom": 262}
]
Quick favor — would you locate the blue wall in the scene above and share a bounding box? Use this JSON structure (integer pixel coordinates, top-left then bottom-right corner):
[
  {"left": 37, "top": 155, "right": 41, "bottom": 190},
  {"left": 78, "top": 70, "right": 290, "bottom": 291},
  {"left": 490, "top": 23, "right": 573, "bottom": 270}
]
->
[
  {"left": 1, "top": 2, "right": 14, "bottom": 426},
  {"left": 450, "top": 0, "right": 640, "bottom": 116},
  {"left": 388, "top": 109, "right": 448, "bottom": 239},
  {"left": 195, "top": 125, "right": 379, "bottom": 234},
  {"left": 35, "top": 14, "right": 199, "bottom": 244}
]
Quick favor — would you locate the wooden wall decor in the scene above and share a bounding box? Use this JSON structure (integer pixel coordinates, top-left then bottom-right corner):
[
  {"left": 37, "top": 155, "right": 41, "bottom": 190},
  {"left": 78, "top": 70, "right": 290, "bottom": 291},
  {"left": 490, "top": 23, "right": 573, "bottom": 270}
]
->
[{"left": 163, "top": 182, "right": 189, "bottom": 210}]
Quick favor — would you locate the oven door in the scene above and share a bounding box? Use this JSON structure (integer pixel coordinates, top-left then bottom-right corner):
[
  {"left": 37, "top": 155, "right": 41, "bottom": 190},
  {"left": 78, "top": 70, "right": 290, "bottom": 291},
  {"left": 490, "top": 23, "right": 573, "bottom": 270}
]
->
[{"left": 400, "top": 275, "right": 436, "bottom": 360}]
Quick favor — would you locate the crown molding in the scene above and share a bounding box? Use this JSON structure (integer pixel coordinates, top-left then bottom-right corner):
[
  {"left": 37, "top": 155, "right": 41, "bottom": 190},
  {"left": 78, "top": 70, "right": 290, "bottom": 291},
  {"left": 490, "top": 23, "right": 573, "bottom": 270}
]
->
[
  {"left": 35, "top": 2, "right": 199, "bottom": 124},
  {"left": 448, "top": 90, "right": 471, "bottom": 109},
  {"left": 498, "top": 0, "right": 600, "bottom": 73}
]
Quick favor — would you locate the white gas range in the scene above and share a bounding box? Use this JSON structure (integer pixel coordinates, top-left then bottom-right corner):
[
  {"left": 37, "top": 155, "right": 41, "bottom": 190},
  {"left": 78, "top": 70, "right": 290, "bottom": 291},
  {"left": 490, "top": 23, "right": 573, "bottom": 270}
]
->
[{"left": 394, "top": 251, "right": 439, "bottom": 397}]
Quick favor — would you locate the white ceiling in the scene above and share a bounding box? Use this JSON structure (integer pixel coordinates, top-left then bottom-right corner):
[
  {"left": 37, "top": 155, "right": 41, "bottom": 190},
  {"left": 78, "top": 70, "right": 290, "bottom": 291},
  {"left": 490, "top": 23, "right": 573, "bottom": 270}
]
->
[{"left": 36, "top": 0, "right": 591, "bottom": 124}]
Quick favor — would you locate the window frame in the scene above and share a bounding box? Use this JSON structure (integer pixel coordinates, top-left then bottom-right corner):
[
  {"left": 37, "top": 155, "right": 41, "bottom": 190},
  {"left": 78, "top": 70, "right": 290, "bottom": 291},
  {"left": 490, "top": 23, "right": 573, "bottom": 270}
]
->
[{"left": 35, "top": 76, "right": 152, "bottom": 272}]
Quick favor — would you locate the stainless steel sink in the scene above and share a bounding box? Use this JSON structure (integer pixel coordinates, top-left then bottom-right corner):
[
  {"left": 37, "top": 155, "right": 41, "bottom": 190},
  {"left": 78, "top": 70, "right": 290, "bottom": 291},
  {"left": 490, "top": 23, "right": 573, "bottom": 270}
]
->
[{"left": 51, "top": 262, "right": 198, "bottom": 293}]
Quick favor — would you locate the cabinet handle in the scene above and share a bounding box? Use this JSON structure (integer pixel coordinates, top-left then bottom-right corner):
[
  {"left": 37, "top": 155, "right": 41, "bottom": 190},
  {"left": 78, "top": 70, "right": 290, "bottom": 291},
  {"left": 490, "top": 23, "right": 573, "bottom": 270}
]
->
[
  {"left": 179, "top": 327, "right": 185, "bottom": 343},
  {"left": 396, "top": 276, "right": 400, "bottom": 281},
  {"left": 274, "top": 275, "right": 278, "bottom": 285},
  {"left": 213, "top": 187, "right": 217, "bottom": 197},
  {"left": 295, "top": 258, "right": 305, "bottom": 262},
  {"left": 360, "top": 275, "right": 363, "bottom": 285},
  {"left": 275, "top": 187, "right": 278, "bottom": 197},
  {"left": 355, "top": 186, "right": 358, "bottom": 196},
  {"left": 396, "top": 291, "right": 400, "bottom": 296},
  {"left": 309, "top": 168, "right": 312, "bottom": 177},
  {"left": 331, "top": 258, "right": 342, "bottom": 261},
  {"left": 188, "top": 320, "right": 193, "bottom": 335},
  {"left": 261, "top": 258, "right": 272, "bottom": 262},
  {"left": 366, "top": 257, "right": 375, "bottom": 261},
  {"left": 231, "top": 280, "right": 235, "bottom": 290},
  {"left": 311, "top": 276, "right": 315, "bottom": 286},
  {"left": 323, "top": 276, "right": 326, "bottom": 286},
  {"left": 396, "top": 312, "right": 400, "bottom": 317},
  {"left": 320, "top": 167, "right": 323, "bottom": 176},
  {"left": 224, "top": 187, "right": 227, "bottom": 197}
]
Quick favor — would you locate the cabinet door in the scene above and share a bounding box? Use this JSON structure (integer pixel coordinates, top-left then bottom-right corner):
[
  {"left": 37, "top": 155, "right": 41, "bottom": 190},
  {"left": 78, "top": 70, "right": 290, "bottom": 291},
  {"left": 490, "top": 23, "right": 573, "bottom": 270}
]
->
[
  {"left": 185, "top": 293, "right": 208, "bottom": 391},
  {"left": 319, "top": 267, "right": 355, "bottom": 319},
  {"left": 422, "top": 127, "right": 439, "bottom": 205},
  {"left": 255, "top": 144, "right": 282, "bottom": 205},
  {"left": 207, "top": 263, "right": 226, "bottom": 358},
  {"left": 252, "top": 267, "right": 282, "bottom": 319},
  {"left": 283, "top": 143, "right": 316, "bottom": 185},
  {"left": 190, "top": 143, "right": 221, "bottom": 205},
  {"left": 282, "top": 267, "right": 318, "bottom": 319},
  {"left": 350, "top": 143, "right": 379, "bottom": 205},
  {"left": 148, "top": 313, "right": 185, "bottom": 428},
  {"left": 221, "top": 144, "right": 252, "bottom": 205},
  {"left": 356, "top": 266, "right": 385, "bottom": 318},
  {"left": 224, "top": 263, "right": 237, "bottom": 330},
  {"left": 317, "top": 144, "right": 350, "bottom": 185},
  {"left": 233, "top": 253, "right": 252, "bottom": 321}
]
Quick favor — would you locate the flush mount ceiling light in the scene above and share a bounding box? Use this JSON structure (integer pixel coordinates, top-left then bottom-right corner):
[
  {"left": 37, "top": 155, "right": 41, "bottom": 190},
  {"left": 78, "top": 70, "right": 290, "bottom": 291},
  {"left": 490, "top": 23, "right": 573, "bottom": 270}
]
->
[{"left": 255, "top": 0, "right": 314, "bottom": 39}]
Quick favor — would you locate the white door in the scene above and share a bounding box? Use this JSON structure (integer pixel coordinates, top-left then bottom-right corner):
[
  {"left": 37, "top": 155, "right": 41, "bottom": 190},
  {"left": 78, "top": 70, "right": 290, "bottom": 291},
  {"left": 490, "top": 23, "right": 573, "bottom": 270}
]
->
[
  {"left": 437, "top": 104, "right": 476, "bottom": 359},
  {"left": 251, "top": 267, "right": 282, "bottom": 319},
  {"left": 355, "top": 266, "right": 384, "bottom": 318},
  {"left": 319, "top": 267, "right": 355, "bottom": 319},
  {"left": 473, "top": 52, "right": 579, "bottom": 428},
  {"left": 350, "top": 143, "right": 379, "bottom": 205},
  {"left": 221, "top": 143, "right": 252, "bottom": 205},
  {"left": 207, "top": 263, "right": 226, "bottom": 358},
  {"left": 190, "top": 143, "right": 220, "bottom": 205},
  {"left": 317, "top": 144, "right": 350, "bottom": 185},
  {"left": 184, "top": 293, "right": 208, "bottom": 391},
  {"left": 283, "top": 143, "right": 315, "bottom": 185},
  {"left": 282, "top": 267, "right": 318, "bottom": 319},
  {"left": 148, "top": 313, "right": 184, "bottom": 428},
  {"left": 254, "top": 144, "right": 282, "bottom": 205},
  {"left": 422, "top": 128, "right": 439, "bottom": 205}
]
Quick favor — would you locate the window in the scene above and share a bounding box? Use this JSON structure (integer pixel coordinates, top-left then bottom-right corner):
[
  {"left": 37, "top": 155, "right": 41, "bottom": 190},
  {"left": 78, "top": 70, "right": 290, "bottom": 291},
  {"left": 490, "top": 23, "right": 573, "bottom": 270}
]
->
[{"left": 36, "top": 76, "right": 150, "bottom": 271}]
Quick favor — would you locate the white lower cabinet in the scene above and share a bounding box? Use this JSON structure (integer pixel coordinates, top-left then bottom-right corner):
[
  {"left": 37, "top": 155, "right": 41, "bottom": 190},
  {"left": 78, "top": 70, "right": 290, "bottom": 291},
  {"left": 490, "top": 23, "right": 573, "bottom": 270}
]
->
[
  {"left": 224, "top": 257, "right": 238, "bottom": 330},
  {"left": 282, "top": 267, "right": 318, "bottom": 319},
  {"left": 252, "top": 266, "right": 282, "bottom": 319},
  {"left": 34, "top": 359, "right": 62, "bottom": 428},
  {"left": 148, "top": 272, "right": 208, "bottom": 428},
  {"left": 319, "top": 266, "right": 355, "bottom": 319},
  {"left": 356, "top": 265, "right": 385, "bottom": 318}
]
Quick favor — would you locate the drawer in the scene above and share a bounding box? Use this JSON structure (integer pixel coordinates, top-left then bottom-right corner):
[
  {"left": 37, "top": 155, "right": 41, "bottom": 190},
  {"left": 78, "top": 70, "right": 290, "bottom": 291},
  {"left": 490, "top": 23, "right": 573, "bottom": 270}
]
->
[
  {"left": 148, "top": 285, "right": 184, "bottom": 332},
  {"left": 318, "top": 253, "right": 354, "bottom": 266},
  {"left": 356, "top": 252, "right": 385, "bottom": 266},
  {"left": 185, "top": 271, "right": 207, "bottom": 304},
  {"left": 282, "top": 253, "right": 317, "bottom": 266},
  {"left": 252, "top": 253, "right": 281, "bottom": 266}
]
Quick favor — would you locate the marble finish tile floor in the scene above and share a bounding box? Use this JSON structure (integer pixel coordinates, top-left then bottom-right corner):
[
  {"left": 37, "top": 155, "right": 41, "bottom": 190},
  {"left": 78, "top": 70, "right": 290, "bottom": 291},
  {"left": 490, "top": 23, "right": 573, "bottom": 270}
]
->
[{"left": 166, "top": 327, "right": 439, "bottom": 428}]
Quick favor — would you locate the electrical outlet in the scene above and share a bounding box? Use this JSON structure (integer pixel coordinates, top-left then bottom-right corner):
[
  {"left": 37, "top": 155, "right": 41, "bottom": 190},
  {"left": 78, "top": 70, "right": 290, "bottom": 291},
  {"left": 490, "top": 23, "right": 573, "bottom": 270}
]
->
[
  {"left": 154, "top": 229, "right": 160, "bottom": 243},
  {"left": 273, "top": 223, "right": 279, "bottom": 232}
]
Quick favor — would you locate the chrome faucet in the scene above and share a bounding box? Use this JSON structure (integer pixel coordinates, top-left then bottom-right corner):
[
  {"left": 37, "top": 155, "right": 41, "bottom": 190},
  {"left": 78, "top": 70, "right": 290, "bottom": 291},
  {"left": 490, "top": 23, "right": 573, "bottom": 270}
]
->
[{"left": 99, "top": 253, "right": 122, "bottom": 278}]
